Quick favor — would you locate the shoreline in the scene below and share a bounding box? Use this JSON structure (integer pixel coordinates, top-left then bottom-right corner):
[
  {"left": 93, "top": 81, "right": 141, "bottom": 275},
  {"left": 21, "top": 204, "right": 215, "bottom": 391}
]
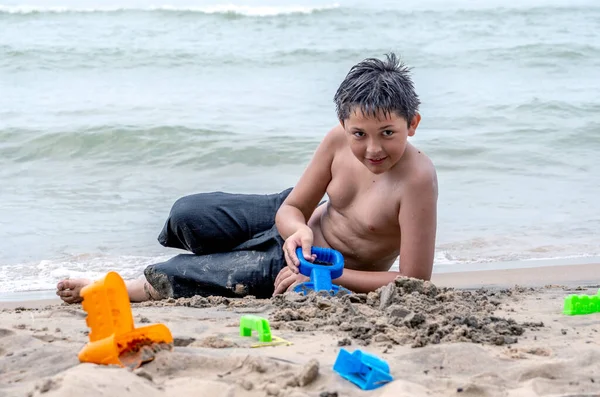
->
[
  {"left": 1, "top": 260, "right": 598, "bottom": 307},
  {"left": 432, "top": 262, "right": 600, "bottom": 289}
]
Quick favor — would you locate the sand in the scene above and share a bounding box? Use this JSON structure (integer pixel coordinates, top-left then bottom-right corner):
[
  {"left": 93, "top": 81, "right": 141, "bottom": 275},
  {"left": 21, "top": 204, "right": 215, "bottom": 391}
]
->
[{"left": 1, "top": 263, "right": 599, "bottom": 397}]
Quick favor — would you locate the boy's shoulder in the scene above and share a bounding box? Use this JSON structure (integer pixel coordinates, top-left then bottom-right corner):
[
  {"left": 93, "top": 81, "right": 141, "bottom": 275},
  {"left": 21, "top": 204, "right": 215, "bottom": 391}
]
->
[
  {"left": 398, "top": 146, "right": 438, "bottom": 200},
  {"left": 404, "top": 145, "right": 437, "bottom": 180},
  {"left": 320, "top": 124, "right": 346, "bottom": 149}
]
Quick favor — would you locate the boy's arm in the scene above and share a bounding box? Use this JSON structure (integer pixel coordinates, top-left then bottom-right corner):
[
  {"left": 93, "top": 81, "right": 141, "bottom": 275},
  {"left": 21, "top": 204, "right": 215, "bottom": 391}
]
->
[
  {"left": 397, "top": 166, "right": 438, "bottom": 281},
  {"left": 333, "top": 166, "right": 438, "bottom": 292},
  {"left": 333, "top": 269, "right": 402, "bottom": 293},
  {"left": 275, "top": 126, "right": 341, "bottom": 266}
]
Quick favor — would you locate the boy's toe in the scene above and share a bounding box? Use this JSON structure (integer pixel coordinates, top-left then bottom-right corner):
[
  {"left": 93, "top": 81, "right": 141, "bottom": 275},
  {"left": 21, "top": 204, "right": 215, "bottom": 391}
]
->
[
  {"left": 57, "top": 289, "right": 72, "bottom": 298},
  {"left": 57, "top": 279, "right": 75, "bottom": 290}
]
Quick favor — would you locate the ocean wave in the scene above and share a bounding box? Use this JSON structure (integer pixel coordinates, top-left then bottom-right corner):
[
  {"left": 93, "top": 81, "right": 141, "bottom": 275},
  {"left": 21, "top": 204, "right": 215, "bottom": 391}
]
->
[
  {"left": 2, "top": 3, "right": 598, "bottom": 19},
  {"left": 0, "top": 125, "right": 318, "bottom": 166},
  {"left": 0, "top": 45, "right": 405, "bottom": 71},
  {"left": 490, "top": 99, "right": 600, "bottom": 120},
  {"left": 477, "top": 43, "right": 600, "bottom": 64},
  {"left": 3, "top": 41, "right": 598, "bottom": 73},
  {"left": 0, "top": 3, "right": 340, "bottom": 16}
]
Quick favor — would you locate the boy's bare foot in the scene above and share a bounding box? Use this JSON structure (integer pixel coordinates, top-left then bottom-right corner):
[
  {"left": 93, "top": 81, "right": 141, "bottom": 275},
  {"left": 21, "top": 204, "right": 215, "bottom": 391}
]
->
[{"left": 56, "top": 279, "right": 92, "bottom": 304}]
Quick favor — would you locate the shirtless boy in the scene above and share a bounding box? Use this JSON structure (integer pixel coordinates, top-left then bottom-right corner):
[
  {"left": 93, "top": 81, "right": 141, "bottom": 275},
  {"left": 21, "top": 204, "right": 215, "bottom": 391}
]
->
[{"left": 57, "top": 53, "right": 438, "bottom": 304}]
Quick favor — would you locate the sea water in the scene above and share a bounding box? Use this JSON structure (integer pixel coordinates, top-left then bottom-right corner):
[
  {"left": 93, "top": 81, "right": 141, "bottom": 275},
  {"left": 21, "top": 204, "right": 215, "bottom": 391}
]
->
[{"left": 1, "top": 0, "right": 599, "bottom": 293}]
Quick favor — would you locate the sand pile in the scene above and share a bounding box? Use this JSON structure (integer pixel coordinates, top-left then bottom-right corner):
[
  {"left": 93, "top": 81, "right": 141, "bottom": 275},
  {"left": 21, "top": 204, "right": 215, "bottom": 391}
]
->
[
  {"left": 135, "top": 277, "right": 544, "bottom": 348},
  {"left": 269, "top": 277, "right": 543, "bottom": 347}
]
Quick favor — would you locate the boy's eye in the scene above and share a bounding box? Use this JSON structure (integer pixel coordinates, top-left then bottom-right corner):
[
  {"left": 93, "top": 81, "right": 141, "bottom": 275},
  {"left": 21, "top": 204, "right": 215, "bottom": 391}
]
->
[
  {"left": 382, "top": 130, "right": 394, "bottom": 136},
  {"left": 353, "top": 131, "right": 365, "bottom": 137}
]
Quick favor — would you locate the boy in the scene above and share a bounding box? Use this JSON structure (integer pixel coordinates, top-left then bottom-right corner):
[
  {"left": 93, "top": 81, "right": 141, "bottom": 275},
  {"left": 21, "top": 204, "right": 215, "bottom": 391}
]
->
[{"left": 56, "top": 53, "right": 438, "bottom": 304}]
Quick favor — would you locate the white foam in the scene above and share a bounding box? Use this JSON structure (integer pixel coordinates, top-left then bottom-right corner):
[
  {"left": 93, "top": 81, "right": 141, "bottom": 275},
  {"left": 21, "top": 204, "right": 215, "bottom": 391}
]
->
[
  {"left": 520, "top": 253, "right": 599, "bottom": 262},
  {"left": 0, "top": 3, "right": 340, "bottom": 16},
  {"left": 0, "top": 254, "right": 173, "bottom": 293},
  {"left": 388, "top": 250, "right": 478, "bottom": 272},
  {"left": 0, "top": 250, "right": 597, "bottom": 294}
]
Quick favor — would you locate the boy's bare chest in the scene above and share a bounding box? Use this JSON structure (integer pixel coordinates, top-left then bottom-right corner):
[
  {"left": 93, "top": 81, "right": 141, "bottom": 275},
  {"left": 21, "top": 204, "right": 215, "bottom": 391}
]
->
[{"left": 326, "top": 161, "right": 401, "bottom": 233}]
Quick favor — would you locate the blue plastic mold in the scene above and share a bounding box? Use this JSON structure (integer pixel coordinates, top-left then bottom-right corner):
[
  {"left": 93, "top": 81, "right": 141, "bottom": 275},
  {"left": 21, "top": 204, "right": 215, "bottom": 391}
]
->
[
  {"left": 333, "top": 348, "right": 393, "bottom": 390},
  {"left": 293, "top": 246, "right": 349, "bottom": 295}
]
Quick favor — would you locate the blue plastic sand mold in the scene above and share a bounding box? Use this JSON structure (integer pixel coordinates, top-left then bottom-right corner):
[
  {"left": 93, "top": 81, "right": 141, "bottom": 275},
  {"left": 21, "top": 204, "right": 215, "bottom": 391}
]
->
[
  {"left": 333, "top": 348, "right": 393, "bottom": 390},
  {"left": 293, "top": 246, "right": 350, "bottom": 295}
]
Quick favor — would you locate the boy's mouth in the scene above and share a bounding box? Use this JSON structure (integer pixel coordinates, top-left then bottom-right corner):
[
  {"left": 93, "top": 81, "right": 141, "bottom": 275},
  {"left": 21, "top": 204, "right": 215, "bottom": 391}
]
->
[{"left": 367, "top": 157, "right": 387, "bottom": 165}]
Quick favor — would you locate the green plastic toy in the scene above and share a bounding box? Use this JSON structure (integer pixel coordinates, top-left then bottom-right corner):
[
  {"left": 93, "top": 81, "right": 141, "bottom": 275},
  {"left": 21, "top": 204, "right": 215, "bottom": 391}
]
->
[
  {"left": 563, "top": 289, "right": 600, "bottom": 315},
  {"left": 239, "top": 315, "right": 272, "bottom": 342}
]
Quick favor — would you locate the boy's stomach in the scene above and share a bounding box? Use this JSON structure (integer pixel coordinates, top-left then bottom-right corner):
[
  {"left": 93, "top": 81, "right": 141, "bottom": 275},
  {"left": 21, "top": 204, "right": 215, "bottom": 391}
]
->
[{"left": 308, "top": 203, "right": 398, "bottom": 271}]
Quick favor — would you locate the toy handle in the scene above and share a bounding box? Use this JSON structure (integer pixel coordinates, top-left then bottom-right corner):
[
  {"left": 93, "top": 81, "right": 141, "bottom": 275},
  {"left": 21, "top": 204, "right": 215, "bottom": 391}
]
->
[
  {"left": 295, "top": 246, "right": 344, "bottom": 279},
  {"left": 310, "top": 267, "right": 332, "bottom": 292}
]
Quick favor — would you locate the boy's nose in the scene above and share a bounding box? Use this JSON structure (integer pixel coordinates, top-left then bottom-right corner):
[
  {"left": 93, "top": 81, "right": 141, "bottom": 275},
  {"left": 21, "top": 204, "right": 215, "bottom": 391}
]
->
[
  {"left": 366, "top": 144, "right": 383, "bottom": 156},
  {"left": 365, "top": 136, "right": 385, "bottom": 156}
]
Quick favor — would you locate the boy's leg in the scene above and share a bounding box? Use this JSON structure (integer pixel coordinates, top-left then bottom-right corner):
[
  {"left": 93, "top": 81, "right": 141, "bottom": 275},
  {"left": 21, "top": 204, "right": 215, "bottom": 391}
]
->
[
  {"left": 57, "top": 188, "right": 292, "bottom": 304},
  {"left": 56, "top": 233, "right": 285, "bottom": 303},
  {"left": 158, "top": 188, "right": 292, "bottom": 255},
  {"left": 56, "top": 277, "right": 161, "bottom": 303},
  {"left": 145, "top": 224, "right": 286, "bottom": 299}
]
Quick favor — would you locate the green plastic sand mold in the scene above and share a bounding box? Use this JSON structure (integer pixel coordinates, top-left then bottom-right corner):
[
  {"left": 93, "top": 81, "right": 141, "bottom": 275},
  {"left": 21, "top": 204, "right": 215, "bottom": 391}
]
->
[
  {"left": 563, "top": 289, "right": 600, "bottom": 316},
  {"left": 239, "top": 315, "right": 272, "bottom": 342}
]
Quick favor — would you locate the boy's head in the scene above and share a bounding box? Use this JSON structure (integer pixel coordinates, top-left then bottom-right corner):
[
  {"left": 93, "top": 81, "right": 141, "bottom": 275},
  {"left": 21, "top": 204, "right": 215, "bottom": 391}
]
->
[{"left": 334, "top": 53, "right": 421, "bottom": 174}]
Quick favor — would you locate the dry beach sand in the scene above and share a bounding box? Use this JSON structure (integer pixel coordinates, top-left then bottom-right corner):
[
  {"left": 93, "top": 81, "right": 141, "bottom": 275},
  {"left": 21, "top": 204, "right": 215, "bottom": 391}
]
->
[{"left": 1, "top": 263, "right": 599, "bottom": 397}]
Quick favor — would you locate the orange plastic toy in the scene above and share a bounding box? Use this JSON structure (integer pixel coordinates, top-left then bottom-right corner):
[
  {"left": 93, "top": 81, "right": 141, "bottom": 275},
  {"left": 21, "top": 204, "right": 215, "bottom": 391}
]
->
[{"left": 78, "top": 271, "right": 173, "bottom": 368}]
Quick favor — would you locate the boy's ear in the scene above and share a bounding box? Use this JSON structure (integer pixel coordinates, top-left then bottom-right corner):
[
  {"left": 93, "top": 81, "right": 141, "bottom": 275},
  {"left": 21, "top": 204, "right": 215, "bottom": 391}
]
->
[{"left": 408, "top": 113, "right": 421, "bottom": 137}]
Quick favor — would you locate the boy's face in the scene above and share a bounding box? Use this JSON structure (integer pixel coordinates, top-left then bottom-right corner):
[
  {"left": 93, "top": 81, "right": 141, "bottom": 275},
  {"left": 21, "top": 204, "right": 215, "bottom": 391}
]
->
[{"left": 342, "top": 108, "right": 420, "bottom": 174}]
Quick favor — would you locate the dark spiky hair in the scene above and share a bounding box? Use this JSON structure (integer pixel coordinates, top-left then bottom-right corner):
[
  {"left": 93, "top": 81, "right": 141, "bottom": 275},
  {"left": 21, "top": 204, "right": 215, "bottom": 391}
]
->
[{"left": 334, "top": 53, "right": 420, "bottom": 126}]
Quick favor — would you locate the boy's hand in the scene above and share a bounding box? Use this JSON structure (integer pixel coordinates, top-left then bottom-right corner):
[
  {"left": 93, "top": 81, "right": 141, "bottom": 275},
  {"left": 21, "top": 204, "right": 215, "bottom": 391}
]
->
[
  {"left": 282, "top": 225, "right": 315, "bottom": 273},
  {"left": 273, "top": 267, "right": 310, "bottom": 296}
]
